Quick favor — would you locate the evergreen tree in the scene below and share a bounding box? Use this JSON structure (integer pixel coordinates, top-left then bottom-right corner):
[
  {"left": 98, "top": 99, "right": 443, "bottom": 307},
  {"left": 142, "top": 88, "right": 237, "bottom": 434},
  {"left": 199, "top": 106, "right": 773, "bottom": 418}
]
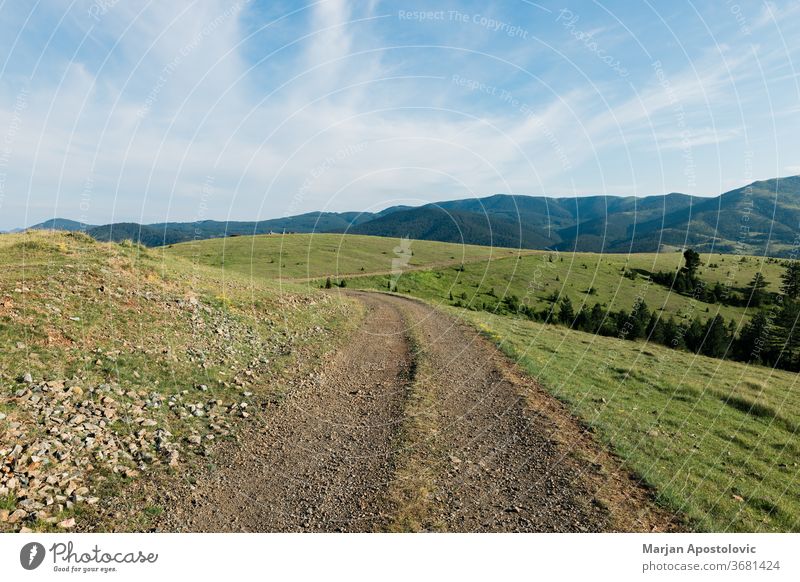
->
[
  {"left": 647, "top": 313, "right": 666, "bottom": 344},
  {"left": 711, "top": 281, "right": 727, "bottom": 304},
  {"left": 588, "top": 303, "right": 605, "bottom": 333},
  {"left": 701, "top": 315, "right": 730, "bottom": 358},
  {"left": 629, "top": 300, "right": 651, "bottom": 340},
  {"left": 684, "top": 318, "right": 705, "bottom": 353},
  {"left": 734, "top": 311, "right": 770, "bottom": 362},
  {"left": 771, "top": 300, "right": 800, "bottom": 369},
  {"left": 780, "top": 261, "right": 800, "bottom": 300},
  {"left": 663, "top": 317, "right": 685, "bottom": 349},
  {"left": 745, "top": 272, "right": 769, "bottom": 307},
  {"left": 683, "top": 248, "right": 702, "bottom": 280},
  {"left": 574, "top": 307, "right": 588, "bottom": 331},
  {"left": 558, "top": 297, "right": 575, "bottom": 325}
]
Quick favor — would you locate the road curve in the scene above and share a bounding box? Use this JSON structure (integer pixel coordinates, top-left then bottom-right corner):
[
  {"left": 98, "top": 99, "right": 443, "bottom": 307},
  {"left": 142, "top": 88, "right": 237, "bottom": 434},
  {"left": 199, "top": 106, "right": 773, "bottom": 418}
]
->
[{"left": 159, "top": 291, "right": 677, "bottom": 532}]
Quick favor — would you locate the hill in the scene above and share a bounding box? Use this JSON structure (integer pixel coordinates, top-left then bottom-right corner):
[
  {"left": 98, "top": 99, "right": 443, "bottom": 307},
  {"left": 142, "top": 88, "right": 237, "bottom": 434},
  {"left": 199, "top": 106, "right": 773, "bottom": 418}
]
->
[
  {"left": 16, "top": 175, "right": 800, "bottom": 256},
  {"left": 353, "top": 177, "right": 800, "bottom": 256},
  {"left": 0, "top": 230, "right": 355, "bottom": 532},
  {"left": 344, "top": 247, "right": 785, "bottom": 323},
  {"left": 28, "top": 218, "right": 93, "bottom": 232},
  {"left": 163, "top": 233, "right": 534, "bottom": 282},
  {"left": 467, "top": 309, "right": 800, "bottom": 532},
  {"left": 172, "top": 231, "right": 800, "bottom": 531},
  {"left": 344, "top": 205, "right": 555, "bottom": 249}
]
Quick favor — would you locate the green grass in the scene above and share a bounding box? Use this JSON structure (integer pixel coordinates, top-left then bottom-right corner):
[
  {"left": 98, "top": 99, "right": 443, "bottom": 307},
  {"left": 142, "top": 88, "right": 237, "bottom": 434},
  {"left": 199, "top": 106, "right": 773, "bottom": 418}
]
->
[
  {"left": 163, "top": 233, "right": 533, "bottom": 283},
  {"left": 8, "top": 231, "right": 798, "bottom": 532},
  {"left": 346, "top": 249, "right": 785, "bottom": 322},
  {"left": 0, "top": 230, "right": 359, "bottom": 531},
  {"left": 166, "top": 232, "right": 799, "bottom": 530},
  {"left": 459, "top": 309, "right": 800, "bottom": 532}
]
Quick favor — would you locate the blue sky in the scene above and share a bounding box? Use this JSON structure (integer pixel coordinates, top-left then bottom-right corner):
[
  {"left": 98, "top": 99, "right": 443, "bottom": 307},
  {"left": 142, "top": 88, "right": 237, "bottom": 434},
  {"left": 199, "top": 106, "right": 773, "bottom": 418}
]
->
[{"left": 0, "top": 0, "right": 798, "bottom": 229}]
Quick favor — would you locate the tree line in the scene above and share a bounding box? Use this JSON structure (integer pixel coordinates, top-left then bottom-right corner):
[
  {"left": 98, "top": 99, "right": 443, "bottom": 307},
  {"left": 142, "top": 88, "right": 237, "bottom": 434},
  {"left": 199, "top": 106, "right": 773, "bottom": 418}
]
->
[{"left": 458, "top": 249, "right": 800, "bottom": 372}]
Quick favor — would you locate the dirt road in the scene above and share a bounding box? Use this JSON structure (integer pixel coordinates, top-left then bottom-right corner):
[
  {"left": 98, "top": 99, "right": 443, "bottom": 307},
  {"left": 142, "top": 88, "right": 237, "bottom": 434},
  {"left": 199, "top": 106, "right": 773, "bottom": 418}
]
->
[{"left": 160, "top": 292, "right": 676, "bottom": 532}]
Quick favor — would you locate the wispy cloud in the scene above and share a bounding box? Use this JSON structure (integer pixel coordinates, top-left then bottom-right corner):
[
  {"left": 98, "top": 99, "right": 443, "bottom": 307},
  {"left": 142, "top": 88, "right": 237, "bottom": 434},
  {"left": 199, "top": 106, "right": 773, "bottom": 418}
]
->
[{"left": 0, "top": 0, "right": 798, "bottom": 229}]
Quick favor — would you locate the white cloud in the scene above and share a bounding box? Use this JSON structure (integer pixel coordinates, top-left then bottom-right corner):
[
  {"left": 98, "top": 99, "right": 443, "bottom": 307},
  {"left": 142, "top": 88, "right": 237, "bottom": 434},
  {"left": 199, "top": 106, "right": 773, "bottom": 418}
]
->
[{"left": 1, "top": 0, "right": 799, "bottom": 229}]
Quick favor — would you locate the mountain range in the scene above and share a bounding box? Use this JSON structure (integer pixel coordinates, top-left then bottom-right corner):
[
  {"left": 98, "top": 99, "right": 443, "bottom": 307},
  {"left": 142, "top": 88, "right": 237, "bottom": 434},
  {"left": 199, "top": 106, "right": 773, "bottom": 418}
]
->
[{"left": 13, "top": 175, "right": 800, "bottom": 257}]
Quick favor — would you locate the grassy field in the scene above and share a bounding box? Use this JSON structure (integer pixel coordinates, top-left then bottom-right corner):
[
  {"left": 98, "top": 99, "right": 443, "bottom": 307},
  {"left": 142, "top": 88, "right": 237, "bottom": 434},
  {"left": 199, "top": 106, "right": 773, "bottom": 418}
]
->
[
  {"left": 0, "top": 230, "right": 356, "bottom": 531},
  {"left": 163, "top": 233, "right": 534, "bottom": 283},
  {"left": 456, "top": 308, "right": 799, "bottom": 532},
  {"left": 168, "top": 233, "right": 798, "bottom": 530},
  {"left": 6, "top": 231, "right": 798, "bottom": 532},
  {"left": 345, "top": 248, "right": 786, "bottom": 322}
]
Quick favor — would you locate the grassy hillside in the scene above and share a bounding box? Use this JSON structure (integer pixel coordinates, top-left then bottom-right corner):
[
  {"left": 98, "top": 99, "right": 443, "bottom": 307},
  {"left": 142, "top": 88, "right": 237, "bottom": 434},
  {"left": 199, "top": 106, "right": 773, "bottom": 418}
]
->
[
  {"left": 346, "top": 248, "right": 785, "bottom": 322},
  {"left": 0, "top": 230, "right": 356, "bottom": 532},
  {"left": 163, "top": 233, "right": 533, "bottom": 282},
  {"left": 460, "top": 309, "right": 799, "bottom": 532},
  {"left": 5, "top": 230, "right": 797, "bottom": 532}
]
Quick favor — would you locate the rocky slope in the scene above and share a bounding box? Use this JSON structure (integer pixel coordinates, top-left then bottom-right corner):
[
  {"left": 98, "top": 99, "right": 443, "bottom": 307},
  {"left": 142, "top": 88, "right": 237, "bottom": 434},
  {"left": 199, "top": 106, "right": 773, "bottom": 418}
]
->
[{"left": 0, "top": 231, "right": 352, "bottom": 532}]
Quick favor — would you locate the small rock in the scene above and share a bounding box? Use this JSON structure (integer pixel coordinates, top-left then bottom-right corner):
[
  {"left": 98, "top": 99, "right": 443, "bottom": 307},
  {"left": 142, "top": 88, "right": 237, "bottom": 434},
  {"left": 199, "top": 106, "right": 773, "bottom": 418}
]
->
[
  {"left": 19, "top": 526, "right": 34, "bottom": 533},
  {"left": 57, "top": 517, "right": 76, "bottom": 529},
  {"left": 733, "top": 494, "right": 745, "bottom": 502},
  {"left": 7, "top": 509, "right": 27, "bottom": 524},
  {"left": 187, "top": 435, "right": 202, "bottom": 445},
  {"left": 22, "top": 373, "right": 33, "bottom": 384},
  {"left": 0, "top": 413, "right": 6, "bottom": 421},
  {"left": 0, "top": 509, "right": 9, "bottom": 522}
]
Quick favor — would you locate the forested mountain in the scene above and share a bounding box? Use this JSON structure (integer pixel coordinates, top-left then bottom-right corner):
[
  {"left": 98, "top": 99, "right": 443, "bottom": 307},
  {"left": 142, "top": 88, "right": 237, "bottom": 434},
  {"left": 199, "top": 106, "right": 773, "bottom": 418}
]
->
[{"left": 23, "top": 176, "right": 800, "bottom": 256}]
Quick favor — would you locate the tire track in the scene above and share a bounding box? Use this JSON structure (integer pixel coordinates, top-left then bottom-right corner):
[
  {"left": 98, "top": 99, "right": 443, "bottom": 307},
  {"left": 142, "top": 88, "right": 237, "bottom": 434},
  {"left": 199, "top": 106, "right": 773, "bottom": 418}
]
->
[
  {"left": 374, "top": 292, "right": 677, "bottom": 532},
  {"left": 161, "top": 291, "right": 676, "bottom": 532},
  {"left": 162, "top": 294, "right": 413, "bottom": 532}
]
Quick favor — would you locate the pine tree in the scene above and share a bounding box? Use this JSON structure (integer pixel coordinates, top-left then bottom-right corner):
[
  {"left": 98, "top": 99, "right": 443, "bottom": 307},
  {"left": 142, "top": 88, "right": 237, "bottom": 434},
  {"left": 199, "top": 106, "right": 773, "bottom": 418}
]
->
[
  {"left": 780, "top": 261, "right": 800, "bottom": 300},
  {"left": 685, "top": 318, "right": 704, "bottom": 353},
  {"left": 771, "top": 300, "right": 800, "bottom": 369},
  {"left": 629, "top": 300, "right": 650, "bottom": 340},
  {"left": 734, "top": 311, "right": 771, "bottom": 363},
  {"left": 588, "top": 303, "right": 605, "bottom": 333},
  {"left": 683, "top": 248, "right": 701, "bottom": 280},
  {"left": 558, "top": 297, "right": 575, "bottom": 325},
  {"left": 647, "top": 313, "right": 665, "bottom": 344},
  {"left": 701, "top": 315, "right": 730, "bottom": 358},
  {"left": 745, "top": 272, "right": 769, "bottom": 307},
  {"left": 663, "top": 317, "right": 684, "bottom": 349}
]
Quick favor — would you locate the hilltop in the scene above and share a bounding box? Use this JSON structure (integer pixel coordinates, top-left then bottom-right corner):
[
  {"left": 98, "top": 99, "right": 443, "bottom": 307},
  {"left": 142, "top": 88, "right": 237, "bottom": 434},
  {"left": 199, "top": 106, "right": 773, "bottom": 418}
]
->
[{"left": 19, "top": 175, "right": 800, "bottom": 257}]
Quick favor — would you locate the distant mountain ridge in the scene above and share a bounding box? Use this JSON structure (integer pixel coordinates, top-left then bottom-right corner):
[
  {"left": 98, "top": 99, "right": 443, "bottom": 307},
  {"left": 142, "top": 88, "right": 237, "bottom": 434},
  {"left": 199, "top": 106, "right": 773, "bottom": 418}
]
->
[{"left": 21, "top": 176, "right": 800, "bottom": 257}]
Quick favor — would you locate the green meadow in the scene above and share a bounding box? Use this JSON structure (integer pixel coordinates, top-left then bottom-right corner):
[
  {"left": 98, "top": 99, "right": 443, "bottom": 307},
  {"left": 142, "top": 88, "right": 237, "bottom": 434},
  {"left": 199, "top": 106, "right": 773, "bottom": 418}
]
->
[
  {"left": 7, "top": 231, "right": 798, "bottom": 532},
  {"left": 164, "top": 233, "right": 533, "bottom": 282},
  {"left": 346, "top": 247, "right": 785, "bottom": 322},
  {"left": 460, "top": 309, "right": 799, "bottom": 532}
]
